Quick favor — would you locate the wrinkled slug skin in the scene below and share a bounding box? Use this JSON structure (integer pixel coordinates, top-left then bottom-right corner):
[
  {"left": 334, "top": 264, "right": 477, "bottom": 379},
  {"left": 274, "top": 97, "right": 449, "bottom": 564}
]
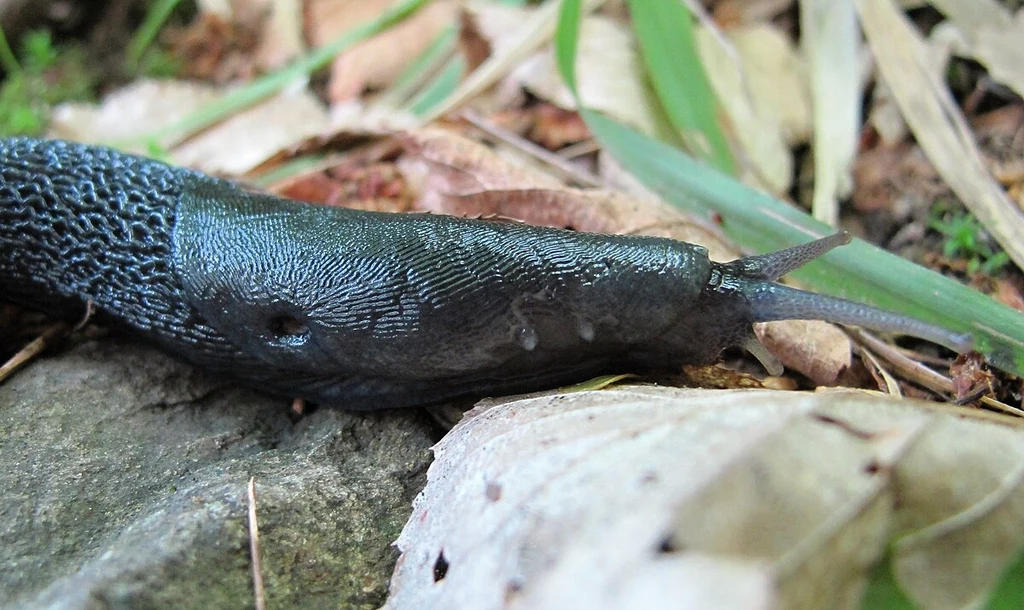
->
[{"left": 0, "top": 137, "right": 737, "bottom": 410}]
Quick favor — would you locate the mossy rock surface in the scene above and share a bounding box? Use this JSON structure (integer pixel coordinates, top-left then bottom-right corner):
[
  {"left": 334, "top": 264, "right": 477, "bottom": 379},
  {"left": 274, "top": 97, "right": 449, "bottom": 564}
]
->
[{"left": 0, "top": 339, "right": 435, "bottom": 609}]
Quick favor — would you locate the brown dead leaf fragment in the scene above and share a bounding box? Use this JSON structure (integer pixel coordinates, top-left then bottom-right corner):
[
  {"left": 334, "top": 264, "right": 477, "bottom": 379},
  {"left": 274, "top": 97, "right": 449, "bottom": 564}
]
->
[
  {"left": 167, "top": 7, "right": 265, "bottom": 82},
  {"left": 305, "top": 0, "right": 458, "bottom": 101},
  {"left": 972, "top": 104, "right": 1024, "bottom": 188},
  {"left": 386, "top": 387, "right": 1024, "bottom": 610},
  {"left": 526, "top": 103, "right": 592, "bottom": 150},
  {"left": 950, "top": 352, "right": 995, "bottom": 403},
  {"left": 756, "top": 319, "right": 852, "bottom": 386},
  {"left": 273, "top": 162, "right": 412, "bottom": 213},
  {"left": 398, "top": 128, "right": 719, "bottom": 241}
]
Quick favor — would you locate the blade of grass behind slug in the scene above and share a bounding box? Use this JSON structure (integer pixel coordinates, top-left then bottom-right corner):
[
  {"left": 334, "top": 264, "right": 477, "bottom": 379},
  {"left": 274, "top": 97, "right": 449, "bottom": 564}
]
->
[
  {"left": 626, "top": 0, "right": 735, "bottom": 174},
  {"left": 555, "top": 0, "right": 1024, "bottom": 376},
  {"left": 133, "top": 0, "right": 427, "bottom": 148}
]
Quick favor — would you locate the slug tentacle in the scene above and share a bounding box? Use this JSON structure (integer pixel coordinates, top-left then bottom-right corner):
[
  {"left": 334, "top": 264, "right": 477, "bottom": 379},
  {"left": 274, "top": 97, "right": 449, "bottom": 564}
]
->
[
  {"left": 741, "top": 281, "right": 973, "bottom": 353},
  {"left": 726, "top": 231, "right": 851, "bottom": 281},
  {"left": 712, "top": 232, "right": 974, "bottom": 356}
]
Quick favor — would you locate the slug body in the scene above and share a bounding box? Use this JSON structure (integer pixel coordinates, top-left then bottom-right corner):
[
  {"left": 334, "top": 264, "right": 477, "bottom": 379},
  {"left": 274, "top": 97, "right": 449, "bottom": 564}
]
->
[{"left": 0, "top": 138, "right": 969, "bottom": 409}]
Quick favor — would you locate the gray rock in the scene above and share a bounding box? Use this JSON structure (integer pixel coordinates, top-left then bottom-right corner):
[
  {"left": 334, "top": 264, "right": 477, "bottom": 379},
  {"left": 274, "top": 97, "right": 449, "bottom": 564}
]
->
[{"left": 0, "top": 338, "right": 435, "bottom": 609}]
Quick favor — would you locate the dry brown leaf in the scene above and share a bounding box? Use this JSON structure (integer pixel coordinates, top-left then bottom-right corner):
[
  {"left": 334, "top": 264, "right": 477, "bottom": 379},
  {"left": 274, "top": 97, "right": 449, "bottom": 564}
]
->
[
  {"left": 757, "top": 319, "right": 852, "bottom": 385},
  {"left": 386, "top": 386, "right": 1024, "bottom": 610},
  {"left": 305, "top": 0, "right": 458, "bottom": 102},
  {"left": 712, "top": 0, "right": 795, "bottom": 25},
  {"left": 398, "top": 129, "right": 724, "bottom": 245}
]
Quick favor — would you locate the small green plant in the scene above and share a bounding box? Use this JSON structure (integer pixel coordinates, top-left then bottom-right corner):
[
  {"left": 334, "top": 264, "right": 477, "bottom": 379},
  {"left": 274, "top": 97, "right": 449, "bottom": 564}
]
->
[
  {"left": 0, "top": 29, "right": 97, "bottom": 136},
  {"left": 929, "top": 208, "right": 1010, "bottom": 275}
]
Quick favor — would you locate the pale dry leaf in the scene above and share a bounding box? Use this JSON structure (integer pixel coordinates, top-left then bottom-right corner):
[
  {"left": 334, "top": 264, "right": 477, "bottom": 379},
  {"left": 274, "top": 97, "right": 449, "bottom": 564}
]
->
[
  {"left": 172, "top": 88, "right": 329, "bottom": 175},
  {"left": 424, "top": 0, "right": 602, "bottom": 124},
  {"left": 387, "top": 387, "right": 1024, "bottom": 609},
  {"left": 941, "top": 5, "right": 1024, "bottom": 103},
  {"left": 800, "top": 0, "right": 860, "bottom": 226},
  {"left": 506, "top": 12, "right": 662, "bottom": 136},
  {"left": 387, "top": 388, "right": 1024, "bottom": 605},
  {"left": 856, "top": 0, "right": 1024, "bottom": 271},
  {"left": 48, "top": 79, "right": 221, "bottom": 151},
  {"left": 305, "top": 0, "right": 458, "bottom": 102},
  {"left": 866, "top": 78, "right": 909, "bottom": 145},
  {"left": 928, "top": 0, "right": 1010, "bottom": 34},
  {"left": 255, "top": 0, "right": 305, "bottom": 70},
  {"left": 695, "top": 23, "right": 808, "bottom": 194}
]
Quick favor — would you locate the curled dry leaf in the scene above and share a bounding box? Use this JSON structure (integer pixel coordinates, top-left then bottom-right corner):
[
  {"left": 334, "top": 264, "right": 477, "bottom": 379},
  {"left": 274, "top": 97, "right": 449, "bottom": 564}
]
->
[
  {"left": 387, "top": 386, "right": 1024, "bottom": 610},
  {"left": 756, "top": 319, "right": 852, "bottom": 385}
]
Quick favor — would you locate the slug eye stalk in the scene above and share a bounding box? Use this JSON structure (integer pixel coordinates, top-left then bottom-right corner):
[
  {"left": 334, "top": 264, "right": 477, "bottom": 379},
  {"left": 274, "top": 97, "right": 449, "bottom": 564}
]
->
[{"left": 723, "top": 232, "right": 974, "bottom": 365}]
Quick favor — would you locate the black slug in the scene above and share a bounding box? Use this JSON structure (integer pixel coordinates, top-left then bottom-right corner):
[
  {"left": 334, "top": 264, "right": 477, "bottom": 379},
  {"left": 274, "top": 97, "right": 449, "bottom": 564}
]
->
[{"left": 0, "top": 137, "right": 971, "bottom": 409}]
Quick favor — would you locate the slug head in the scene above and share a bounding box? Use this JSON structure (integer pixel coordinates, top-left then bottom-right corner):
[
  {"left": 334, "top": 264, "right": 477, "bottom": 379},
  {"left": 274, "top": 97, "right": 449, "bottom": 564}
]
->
[{"left": 697, "top": 232, "right": 972, "bottom": 374}]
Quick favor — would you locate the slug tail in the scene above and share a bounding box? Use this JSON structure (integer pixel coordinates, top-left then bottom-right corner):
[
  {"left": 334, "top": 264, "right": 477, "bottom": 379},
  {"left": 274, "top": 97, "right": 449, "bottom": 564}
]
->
[{"left": 743, "top": 281, "right": 973, "bottom": 354}]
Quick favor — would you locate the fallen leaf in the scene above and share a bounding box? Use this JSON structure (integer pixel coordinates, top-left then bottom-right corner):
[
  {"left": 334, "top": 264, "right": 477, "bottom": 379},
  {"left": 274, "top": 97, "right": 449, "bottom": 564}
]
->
[
  {"left": 305, "top": 0, "right": 458, "bottom": 102},
  {"left": 387, "top": 387, "right": 1024, "bottom": 609},
  {"left": 484, "top": 6, "right": 663, "bottom": 136},
  {"left": 856, "top": 0, "right": 1024, "bottom": 271},
  {"left": 50, "top": 79, "right": 328, "bottom": 175},
  {"left": 48, "top": 79, "right": 221, "bottom": 150},
  {"left": 930, "top": 0, "right": 1024, "bottom": 101},
  {"left": 173, "top": 88, "right": 329, "bottom": 175},
  {"left": 756, "top": 319, "right": 852, "bottom": 385},
  {"left": 398, "top": 129, "right": 726, "bottom": 245},
  {"left": 695, "top": 23, "right": 810, "bottom": 194}
]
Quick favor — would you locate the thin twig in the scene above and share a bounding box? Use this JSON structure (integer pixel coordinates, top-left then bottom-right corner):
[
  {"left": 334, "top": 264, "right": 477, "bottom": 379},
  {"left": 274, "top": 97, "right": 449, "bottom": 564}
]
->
[
  {"left": 460, "top": 109, "right": 604, "bottom": 188},
  {"left": 849, "top": 328, "right": 1024, "bottom": 417},
  {"left": 248, "top": 478, "right": 267, "bottom": 610},
  {"left": 0, "top": 321, "right": 72, "bottom": 383},
  {"left": 848, "top": 328, "right": 954, "bottom": 395}
]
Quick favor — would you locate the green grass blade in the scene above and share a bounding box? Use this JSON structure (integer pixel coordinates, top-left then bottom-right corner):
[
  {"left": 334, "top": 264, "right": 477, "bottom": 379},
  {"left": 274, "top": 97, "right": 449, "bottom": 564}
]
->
[
  {"left": 0, "top": 25, "right": 22, "bottom": 75},
  {"left": 860, "top": 552, "right": 918, "bottom": 610},
  {"left": 555, "top": 0, "right": 583, "bottom": 95},
  {"left": 626, "top": 0, "right": 734, "bottom": 173},
  {"left": 982, "top": 541, "right": 1024, "bottom": 610},
  {"left": 408, "top": 55, "right": 466, "bottom": 117},
  {"left": 138, "top": 0, "right": 426, "bottom": 146},
  {"left": 126, "top": 0, "right": 182, "bottom": 66},
  {"left": 581, "top": 108, "right": 1024, "bottom": 375}
]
